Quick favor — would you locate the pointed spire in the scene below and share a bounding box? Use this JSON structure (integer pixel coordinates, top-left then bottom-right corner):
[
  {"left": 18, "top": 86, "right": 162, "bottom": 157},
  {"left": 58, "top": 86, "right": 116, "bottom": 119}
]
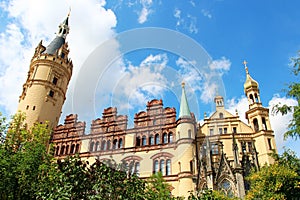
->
[
  {"left": 44, "top": 12, "right": 70, "bottom": 55},
  {"left": 179, "top": 82, "right": 191, "bottom": 118},
  {"left": 243, "top": 60, "right": 259, "bottom": 91}
]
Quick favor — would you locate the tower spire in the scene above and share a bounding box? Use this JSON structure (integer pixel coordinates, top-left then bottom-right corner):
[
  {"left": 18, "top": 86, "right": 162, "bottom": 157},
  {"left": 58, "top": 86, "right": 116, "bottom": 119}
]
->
[
  {"left": 179, "top": 82, "right": 191, "bottom": 118},
  {"left": 44, "top": 12, "right": 70, "bottom": 55}
]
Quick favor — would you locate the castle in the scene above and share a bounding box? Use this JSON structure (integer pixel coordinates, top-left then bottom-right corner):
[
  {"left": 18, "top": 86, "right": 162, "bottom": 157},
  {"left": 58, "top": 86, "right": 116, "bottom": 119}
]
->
[{"left": 17, "top": 14, "right": 277, "bottom": 199}]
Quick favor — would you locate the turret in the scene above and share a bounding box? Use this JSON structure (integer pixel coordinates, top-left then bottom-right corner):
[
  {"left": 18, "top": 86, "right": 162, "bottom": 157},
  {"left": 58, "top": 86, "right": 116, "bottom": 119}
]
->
[
  {"left": 176, "top": 82, "right": 197, "bottom": 197},
  {"left": 17, "top": 12, "right": 73, "bottom": 129},
  {"left": 243, "top": 60, "right": 276, "bottom": 165}
]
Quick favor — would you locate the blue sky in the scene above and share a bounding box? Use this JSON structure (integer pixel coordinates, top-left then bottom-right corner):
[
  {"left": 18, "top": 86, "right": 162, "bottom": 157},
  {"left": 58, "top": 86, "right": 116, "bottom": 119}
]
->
[{"left": 0, "top": 0, "right": 299, "bottom": 155}]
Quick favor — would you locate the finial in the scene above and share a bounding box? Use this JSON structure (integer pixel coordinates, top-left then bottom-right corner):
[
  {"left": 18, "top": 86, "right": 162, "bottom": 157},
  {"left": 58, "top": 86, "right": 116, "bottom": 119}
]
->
[
  {"left": 181, "top": 81, "right": 185, "bottom": 88},
  {"left": 243, "top": 60, "right": 249, "bottom": 74},
  {"left": 68, "top": 7, "right": 71, "bottom": 17}
]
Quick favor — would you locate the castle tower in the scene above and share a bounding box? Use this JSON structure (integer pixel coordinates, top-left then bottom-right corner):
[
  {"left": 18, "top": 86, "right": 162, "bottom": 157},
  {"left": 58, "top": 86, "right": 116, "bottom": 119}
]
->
[
  {"left": 176, "top": 82, "right": 197, "bottom": 197},
  {"left": 17, "top": 13, "right": 73, "bottom": 129},
  {"left": 243, "top": 61, "right": 276, "bottom": 165}
]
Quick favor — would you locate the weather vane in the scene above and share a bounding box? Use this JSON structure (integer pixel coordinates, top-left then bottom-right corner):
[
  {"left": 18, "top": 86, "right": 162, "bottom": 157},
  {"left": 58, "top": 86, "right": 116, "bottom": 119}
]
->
[{"left": 243, "top": 60, "right": 249, "bottom": 74}]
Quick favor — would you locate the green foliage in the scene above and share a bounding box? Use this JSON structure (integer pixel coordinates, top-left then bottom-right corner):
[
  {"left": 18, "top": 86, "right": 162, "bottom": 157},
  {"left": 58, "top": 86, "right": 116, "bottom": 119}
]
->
[
  {"left": 145, "top": 172, "right": 180, "bottom": 200},
  {"left": 0, "top": 112, "right": 52, "bottom": 200},
  {"left": 273, "top": 52, "right": 300, "bottom": 139},
  {"left": 246, "top": 149, "right": 300, "bottom": 200},
  {"left": 188, "top": 189, "right": 238, "bottom": 200}
]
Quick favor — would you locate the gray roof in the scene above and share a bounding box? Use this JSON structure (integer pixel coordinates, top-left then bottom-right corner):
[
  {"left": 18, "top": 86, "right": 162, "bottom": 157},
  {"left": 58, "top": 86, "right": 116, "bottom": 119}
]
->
[{"left": 44, "top": 36, "right": 65, "bottom": 55}]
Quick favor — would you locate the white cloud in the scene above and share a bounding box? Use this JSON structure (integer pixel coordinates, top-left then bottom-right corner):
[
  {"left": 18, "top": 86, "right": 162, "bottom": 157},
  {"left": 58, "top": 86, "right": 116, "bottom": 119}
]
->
[
  {"left": 138, "top": 0, "right": 153, "bottom": 24},
  {"left": 0, "top": 0, "right": 117, "bottom": 118},
  {"left": 173, "top": 9, "right": 198, "bottom": 34},
  {"left": 268, "top": 94, "right": 297, "bottom": 151},
  {"left": 201, "top": 9, "right": 212, "bottom": 19},
  {"left": 209, "top": 56, "right": 231, "bottom": 71},
  {"left": 226, "top": 94, "right": 298, "bottom": 153}
]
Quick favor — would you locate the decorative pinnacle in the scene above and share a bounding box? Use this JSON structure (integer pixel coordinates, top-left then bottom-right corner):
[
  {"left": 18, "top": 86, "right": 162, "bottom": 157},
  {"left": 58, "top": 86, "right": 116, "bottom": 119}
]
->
[
  {"left": 68, "top": 7, "right": 71, "bottom": 17},
  {"left": 243, "top": 60, "right": 249, "bottom": 74}
]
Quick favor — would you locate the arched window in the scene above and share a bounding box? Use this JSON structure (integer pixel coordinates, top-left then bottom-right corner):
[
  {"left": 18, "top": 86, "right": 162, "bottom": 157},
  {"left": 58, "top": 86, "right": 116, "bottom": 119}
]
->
[
  {"left": 75, "top": 144, "right": 80, "bottom": 153},
  {"left": 249, "top": 94, "right": 254, "bottom": 104},
  {"left": 168, "top": 132, "right": 173, "bottom": 143},
  {"left": 95, "top": 141, "right": 99, "bottom": 151},
  {"left": 142, "top": 136, "right": 147, "bottom": 146},
  {"left": 135, "top": 162, "right": 140, "bottom": 176},
  {"left": 219, "top": 179, "right": 234, "bottom": 198},
  {"left": 136, "top": 136, "right": 141, "bottom": 146},
  {"left": 166, "top": 159, "right": 171, "bottom": 175},
  {"left": 155, "top": 134, "right": 160, "bottom": 144},
  {"left": 107, "top": 140, "right": 111, "bottom": 150},
  {"left": 254, "top": 93, "right": 259, "bottom": 102},
  {"left": 219, "top": 112, "right": 224, "bottom": 119},
  {"left": 60, "top": 145, "right": 65, "bottom": 155},
  {"left": 149, "top": 135, "right": 154, "bottom": 145},
  {"left": 160, "top": 160, "right": 165, "bottom": 175},
  {"left": 253, "top": 118, "right": 259, "bottom": 132},
  {"left": 70, "top": 144, "right": 75, "bottom": 154},
  {"left": 163, "top": 132, "right": 168, "bottom": 144},
  {"left": 211, "top": 143, "right": 219, "bottom": 155},
  {"left": 90, "top": 142, "right": 94, "bottom": 152},
  {"left": 113, "top": 139, "right": 118, "bottom": 149},
  {"left": 262, "top": 117, "right": 267, "bottom": 130},
  {"left": 65, "top": 145, "right": 69, "bottom": 155},
  {"left": 101, "top": 140, "right": 106, "bottom": 150},
  {"left": 154, "top": 160, "right": 159, "bottom": 173},
  {"left": 56, "top": 146, "right": 60, "bottom": 156},
  {"left": 119, "top": 138, "right": 123, "bottom": 148}
]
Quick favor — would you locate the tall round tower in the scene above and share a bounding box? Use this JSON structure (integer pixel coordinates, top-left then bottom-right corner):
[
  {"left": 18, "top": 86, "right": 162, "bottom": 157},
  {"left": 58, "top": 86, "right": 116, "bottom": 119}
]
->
[{"left": 17, "top": 13, "right": 73, "bottom": 129}]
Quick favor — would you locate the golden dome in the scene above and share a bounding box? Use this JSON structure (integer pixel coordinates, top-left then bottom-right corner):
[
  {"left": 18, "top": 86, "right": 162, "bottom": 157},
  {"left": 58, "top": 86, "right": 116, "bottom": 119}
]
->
[{"left": 243, "top": 61, "right": 259, "bottom": 90}]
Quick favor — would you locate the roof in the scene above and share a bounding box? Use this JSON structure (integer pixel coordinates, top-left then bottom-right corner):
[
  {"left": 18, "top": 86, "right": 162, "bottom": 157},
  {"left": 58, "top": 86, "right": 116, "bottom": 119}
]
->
[
  {"left": 44, "top": 36, "right": 65, "bottom": 55},
  {"left": 179, "top": 82, "right": 191, "bottom": 118}
]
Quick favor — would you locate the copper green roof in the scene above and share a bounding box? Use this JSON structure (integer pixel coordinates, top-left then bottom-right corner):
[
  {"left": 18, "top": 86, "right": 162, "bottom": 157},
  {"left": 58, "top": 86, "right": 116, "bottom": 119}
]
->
[{"left": 179, "top": 82, "right": 191, "bottom": 118}]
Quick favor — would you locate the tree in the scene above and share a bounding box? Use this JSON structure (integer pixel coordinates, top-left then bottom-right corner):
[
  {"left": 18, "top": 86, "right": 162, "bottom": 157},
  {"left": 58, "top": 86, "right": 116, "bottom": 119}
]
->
[
  {"left": 187, "top": 189, "right": 238, "bottom": 200},
  {"left": 0, "top": 112, "right": 52, "bottom": 200},
  {"left": 273, "top": 52, "right": 300, "bottom": 139},
  {"left": 246, "top": 149, "right": 300, "bottom": 199}
]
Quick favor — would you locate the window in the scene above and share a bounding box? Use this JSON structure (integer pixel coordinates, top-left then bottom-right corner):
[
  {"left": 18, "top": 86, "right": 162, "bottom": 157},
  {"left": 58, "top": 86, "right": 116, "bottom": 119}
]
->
[
  {"left": 248, "top": 142, "right": 253, "bottom": 152},
  {"left": 166, "top": 159, "right": 171, "bottom": 175},
  {"left": 253, "top": 118, "right": 259, "bottom": 132},
  {"left": 219, "top": 179, "right": 234, "bottom": 198},
  {"left": 95, "top": 141, "right": 99, "bottom": 151},
  {"left": 71, "top": 144, "right": 75, "bottom": 154},
  {"left": 60, "top": 145, "right": 65, "bottom": 155},
  {"left": 142, "top": 136, "right": 147, "bottom": 146},
  {"left": 224, "top": 128, "right": 227, "bottom": 134},
  {"left": 113, "top": 139, "right": 118, "bottom": 149},
  {"left": 219, "top": 128, "right": 223, "bottom": 134},
  {"left": 75, "top": 144, "right": 80, "bottom": 153},
  {"left": 135, "top": 162, "right": 140, "bottom": 176},
  {"left": 211, "top": 143, "right": 219, "bottom": 155},
  {"left": 26, "top": 105, "right": 29, "bottom": 110},
  {"left": 136, "top": 136, "right": 141, "bottom": 146},
  {"left": 210, "top": 129, "right": 214, "bottom": 136},
  {"left": 33, "top": 106, "right": 36, "bottom": 110},
  {"left": 118, "top": 138, "right": 123, "bottom": 148},
  {"left": 56, "top": 146, "right": 60, "bottom": 156},
  {"left": 163, "top": 133, "right": 168, "bottom": 144},
  {"left": 160, "top": 160, "right": 165, "bottom": 175},
  {"left": 90, "top": 142, "right": 94, "bottom": 152},
  {"left": 153, "top": 119, "right": 156, "bottom": 125},
  {"left": 65, "top": 145, "right": 69, "bottom": 155},
  {"left": 241, "top": 142, "right": 246, "bottom": 153},
  {"left": 49, "top": 90, "right": 54, "bottom": 97},
  {"left": 149, "top": 135, "right": 154, "bottom": 145},
  {"left": 188, "top": 129, "right": 192, "bottom": 138},
  {"left": 262, "top": 117, "right": 267, "bottom": 130},
  {"left": 249, "top": 94, "right": 254, "bottom": 104},
  {"left": 219, "top": 113, "right": 224, "bottom": 119},
  {"left": 233, "top": 127, "right": 237, "bottom": 133},
  {"left": 168, "top": 133, "right": 173, "bottom": 143},
  {"left": 52, "top": 77, "right": 58, "bottom": 85},
  {"left": 155, "top": 134, "right": 160, "bottom": 144},
  {"left": 101, "top": 140, "right": 107, "bottom": 150},
  {"left": 154, "top": 160, "right": 159, "bottom": 173},
  {"left": 254, "top": 93, "right": 259, "bottom": 103},
  {"left": 268, "top": 138, "right": 272, "bottom": 150},
  {"left": 107, "top": 140, "right": 111, "bottom": 150}
]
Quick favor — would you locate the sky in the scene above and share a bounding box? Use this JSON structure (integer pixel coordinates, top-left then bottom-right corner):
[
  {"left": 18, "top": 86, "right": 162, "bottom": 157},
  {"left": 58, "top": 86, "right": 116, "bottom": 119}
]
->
[{"left": 0, "top": 0, "right": 299, "bottom": 155}]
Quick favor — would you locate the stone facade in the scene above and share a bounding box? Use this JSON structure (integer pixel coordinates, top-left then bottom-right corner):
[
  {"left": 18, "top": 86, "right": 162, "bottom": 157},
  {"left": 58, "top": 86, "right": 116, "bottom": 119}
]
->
[{"left": 18, "top": 14, "right": 277, "bottom": 199}]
